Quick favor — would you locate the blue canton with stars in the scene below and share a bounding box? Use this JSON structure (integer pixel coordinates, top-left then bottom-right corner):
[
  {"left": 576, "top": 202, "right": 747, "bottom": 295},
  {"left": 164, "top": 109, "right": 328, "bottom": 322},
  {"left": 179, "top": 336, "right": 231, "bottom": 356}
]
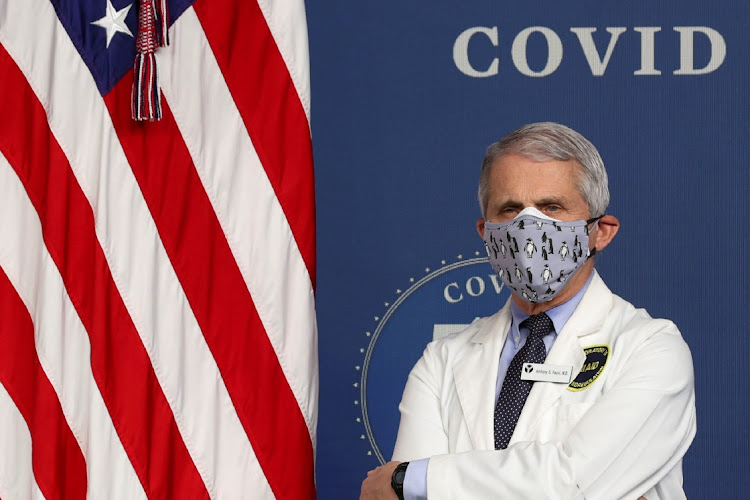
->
[{"left": 49, "top": 0, "right": 195, "bottom": 96}]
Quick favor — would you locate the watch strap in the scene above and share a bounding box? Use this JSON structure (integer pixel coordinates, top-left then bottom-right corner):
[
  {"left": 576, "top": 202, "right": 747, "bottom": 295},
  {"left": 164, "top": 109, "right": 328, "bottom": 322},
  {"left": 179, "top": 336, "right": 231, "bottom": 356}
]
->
[{"left": 391, "top": 461, "right": 409, "bottom": 500}]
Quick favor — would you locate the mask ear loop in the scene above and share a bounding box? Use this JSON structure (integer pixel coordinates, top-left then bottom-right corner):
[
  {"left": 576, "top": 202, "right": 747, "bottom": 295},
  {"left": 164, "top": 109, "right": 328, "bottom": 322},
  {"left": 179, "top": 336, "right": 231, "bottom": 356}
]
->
[
  {"left": 585, "top": 215, "right": 604, "bottom": 226},
  {"left": 585, "top": 215, "right": 604, "bottom": 258}
]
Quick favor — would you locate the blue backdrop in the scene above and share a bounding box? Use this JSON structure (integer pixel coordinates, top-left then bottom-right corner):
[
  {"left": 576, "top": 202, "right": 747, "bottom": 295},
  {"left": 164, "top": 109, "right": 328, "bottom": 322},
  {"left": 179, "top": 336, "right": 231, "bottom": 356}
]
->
[{"left": 308, "top": 2, "right": 749, "bottom": 498}]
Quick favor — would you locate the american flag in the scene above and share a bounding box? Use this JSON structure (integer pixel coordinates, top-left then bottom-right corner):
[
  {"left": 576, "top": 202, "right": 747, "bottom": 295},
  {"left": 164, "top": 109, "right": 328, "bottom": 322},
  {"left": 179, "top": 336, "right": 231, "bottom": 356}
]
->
[{"left": 0, "top": 0, "right": 318, "bottom": 498}]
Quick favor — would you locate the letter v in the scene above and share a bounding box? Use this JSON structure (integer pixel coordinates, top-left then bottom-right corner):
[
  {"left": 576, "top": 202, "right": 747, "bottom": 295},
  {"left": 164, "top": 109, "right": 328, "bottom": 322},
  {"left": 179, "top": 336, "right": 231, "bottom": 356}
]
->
[{"left": 571, "top": 27, "right": 627, "bottom": 76}]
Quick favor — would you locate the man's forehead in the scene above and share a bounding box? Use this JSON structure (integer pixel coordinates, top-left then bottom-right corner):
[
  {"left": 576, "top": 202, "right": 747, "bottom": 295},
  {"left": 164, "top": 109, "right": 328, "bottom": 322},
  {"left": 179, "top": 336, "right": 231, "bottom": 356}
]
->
[
  {"left": 490, "top": 153, "right": 583, "bottom": 172},
  {"left": 485, "top": 154, "right": 588, "bottom": 209},
  {"left": 488, "top": 155, "right": 583, "bottom": 187}
]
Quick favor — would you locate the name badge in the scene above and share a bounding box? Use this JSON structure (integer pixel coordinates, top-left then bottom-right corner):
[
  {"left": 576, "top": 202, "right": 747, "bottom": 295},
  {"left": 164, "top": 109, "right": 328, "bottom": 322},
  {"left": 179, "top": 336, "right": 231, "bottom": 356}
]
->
[{"left": 520, "top": 363, "right": 573, "bottom": 383}]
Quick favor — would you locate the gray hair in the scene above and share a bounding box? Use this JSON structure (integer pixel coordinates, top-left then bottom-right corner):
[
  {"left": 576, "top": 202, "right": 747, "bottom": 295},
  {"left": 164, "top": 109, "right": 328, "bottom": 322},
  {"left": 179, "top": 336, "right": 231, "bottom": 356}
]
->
[{"left": 478, "top": 122, "right": 610, "bottom": 218}]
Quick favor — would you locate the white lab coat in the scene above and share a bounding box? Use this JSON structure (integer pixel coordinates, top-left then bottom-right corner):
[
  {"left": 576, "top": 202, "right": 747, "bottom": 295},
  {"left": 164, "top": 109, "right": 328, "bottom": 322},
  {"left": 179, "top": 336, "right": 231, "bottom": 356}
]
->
[{"left": 392, "top": 272, "right": 696, "bottom": 500}]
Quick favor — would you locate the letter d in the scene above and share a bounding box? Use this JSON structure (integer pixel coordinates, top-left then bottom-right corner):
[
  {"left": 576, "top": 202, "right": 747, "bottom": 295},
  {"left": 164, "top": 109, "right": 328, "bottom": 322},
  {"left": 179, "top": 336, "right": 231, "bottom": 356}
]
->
[{"left": 673, "top": 27, "right": 726, "bottom": 75}]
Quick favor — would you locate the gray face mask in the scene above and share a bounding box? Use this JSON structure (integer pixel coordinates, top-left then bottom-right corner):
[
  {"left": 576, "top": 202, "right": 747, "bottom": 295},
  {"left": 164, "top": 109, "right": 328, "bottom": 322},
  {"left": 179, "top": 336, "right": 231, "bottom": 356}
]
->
[{"left": 483, "top": 207, "right": 601, "bottom": 303}]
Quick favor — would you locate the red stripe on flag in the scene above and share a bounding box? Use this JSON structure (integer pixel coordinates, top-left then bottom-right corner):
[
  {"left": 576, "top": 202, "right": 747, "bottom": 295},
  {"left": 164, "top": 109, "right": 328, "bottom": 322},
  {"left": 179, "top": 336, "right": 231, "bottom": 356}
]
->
[
  {"left": 0, "top": 265, "right": 87, "bottom": 500},
  {"left": 0, "top": 44, "right": 209, "bottom": 500},
  {"left": 193, "top": 0, "right": 317, "bottom": 288},
  {"left": 105, "top": 75, "right": 315, "bottom": 500}
]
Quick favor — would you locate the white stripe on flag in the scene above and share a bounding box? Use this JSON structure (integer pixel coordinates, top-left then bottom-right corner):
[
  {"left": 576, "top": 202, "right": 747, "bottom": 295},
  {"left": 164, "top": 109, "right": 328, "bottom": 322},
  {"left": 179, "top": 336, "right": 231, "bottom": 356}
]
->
[
  {"left": 0, "top": 151, "right": 146, "bottom": 500},
  {"left": 163, "top": 9, "right": 318, "bottom": 440},
  {"left": 256, "top": 0, "right": 312, "bottom": 120},
  {"left": 0, "top": 1, "right": 266, "bottom": 496},
  {"left": 0, "top": 382, "right": 44, "bottom": 500}
]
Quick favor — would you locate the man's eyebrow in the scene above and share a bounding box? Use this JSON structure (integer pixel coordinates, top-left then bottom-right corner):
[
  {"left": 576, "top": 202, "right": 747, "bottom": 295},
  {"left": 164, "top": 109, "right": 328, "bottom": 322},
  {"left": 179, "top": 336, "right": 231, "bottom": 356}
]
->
[
  {"left": 534, "top": 196, "right": 566, "bottom": 206},
  {"left": 495, "top": 200, "right": 524, "bottom": 210},
  {"left": 494, "top": 197, "right": 566, "bottom": 209}
]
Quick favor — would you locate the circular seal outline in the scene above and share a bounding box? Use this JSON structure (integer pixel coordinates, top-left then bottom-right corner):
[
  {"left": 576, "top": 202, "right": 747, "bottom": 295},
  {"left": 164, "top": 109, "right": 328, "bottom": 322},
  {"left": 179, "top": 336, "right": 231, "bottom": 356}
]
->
[{"left": 360, "top": 256, "right": 494, "bottom": 463}]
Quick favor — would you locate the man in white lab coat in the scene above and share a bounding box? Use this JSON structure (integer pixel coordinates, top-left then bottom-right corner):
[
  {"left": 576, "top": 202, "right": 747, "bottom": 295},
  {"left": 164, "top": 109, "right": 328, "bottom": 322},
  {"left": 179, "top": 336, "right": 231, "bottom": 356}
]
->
[{"left": 360, "top": 122, "right": 696, "bottom": 500}]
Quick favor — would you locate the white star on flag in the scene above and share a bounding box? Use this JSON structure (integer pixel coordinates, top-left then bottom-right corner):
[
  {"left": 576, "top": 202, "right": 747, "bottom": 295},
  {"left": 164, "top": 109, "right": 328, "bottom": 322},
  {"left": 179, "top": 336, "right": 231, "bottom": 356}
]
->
[{"left": 91, "top": 1, "right": 133, "bottom": 48}]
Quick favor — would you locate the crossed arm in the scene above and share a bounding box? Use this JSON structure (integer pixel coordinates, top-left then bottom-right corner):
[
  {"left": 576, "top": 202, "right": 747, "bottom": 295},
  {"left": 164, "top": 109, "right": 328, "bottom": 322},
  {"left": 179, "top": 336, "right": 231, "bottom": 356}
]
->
[{"left": 361, "top": 327, "right": 695, "bottom": 499}]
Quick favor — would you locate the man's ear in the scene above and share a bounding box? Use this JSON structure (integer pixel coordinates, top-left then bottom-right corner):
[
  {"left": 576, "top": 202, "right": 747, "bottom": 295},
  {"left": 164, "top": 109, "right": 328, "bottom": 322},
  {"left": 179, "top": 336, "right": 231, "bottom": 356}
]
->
[
  {"left": 592, "top": 215, "right": 620, "bottom": 252},
  {"left": 476, "top": 218, "right": 486, "bottom": 239}
]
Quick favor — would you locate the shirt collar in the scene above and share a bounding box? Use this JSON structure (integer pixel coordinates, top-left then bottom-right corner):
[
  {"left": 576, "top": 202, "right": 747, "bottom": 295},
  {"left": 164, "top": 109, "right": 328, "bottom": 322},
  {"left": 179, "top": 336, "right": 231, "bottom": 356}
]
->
[{"left": 508, "top": 271, "right": 594, "bottom": 347}]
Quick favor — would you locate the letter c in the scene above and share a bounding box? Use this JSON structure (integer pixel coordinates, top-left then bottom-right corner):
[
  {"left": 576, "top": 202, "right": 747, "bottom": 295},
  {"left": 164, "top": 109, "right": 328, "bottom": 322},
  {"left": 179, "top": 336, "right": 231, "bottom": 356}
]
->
[
  {"left": 444, "top": 282, "right": 464, "bottom": 303},
  {"left": 453, "top": 26, "right": 499, "bottom": 77}
]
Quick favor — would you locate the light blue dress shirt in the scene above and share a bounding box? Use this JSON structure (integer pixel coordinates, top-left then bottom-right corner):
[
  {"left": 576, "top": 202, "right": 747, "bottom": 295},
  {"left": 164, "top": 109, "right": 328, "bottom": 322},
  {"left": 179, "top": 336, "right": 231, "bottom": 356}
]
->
[{"left": 402, "top": 274, "right": 594, "bottom": 500}]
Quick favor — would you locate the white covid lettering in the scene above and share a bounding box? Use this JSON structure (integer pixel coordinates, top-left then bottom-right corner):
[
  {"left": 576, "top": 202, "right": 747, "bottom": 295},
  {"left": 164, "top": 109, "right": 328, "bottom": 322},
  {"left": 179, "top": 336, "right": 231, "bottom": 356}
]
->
[
  {"left": 634, "top": 27, "right": 661, "bottom": 75},
  {"left": 453, "top": 26, "right": 499, "bottom": 77},
  {"left": 673, "top": 27, "right": 726, "bottom": 75},
  {"left": 444, "top": 282, "right": 463, "bottom": 303},
  {"left": 570, "top": 27, "right": 627, "bottom": 76},
  {"left": 466, "top": 276, "right": 485, "bottom": 297},
  {"left": 511, "top": 26, "right": 563, "bottom": 77},
  {"left": 451, "top": 25, "right": 726, "bottom": 77},
  {"left": 443, "top": 275, "right": 505, "bottom": 303},
  {"left": 488, "top": 274, "right": 504, "bottom": 294}
]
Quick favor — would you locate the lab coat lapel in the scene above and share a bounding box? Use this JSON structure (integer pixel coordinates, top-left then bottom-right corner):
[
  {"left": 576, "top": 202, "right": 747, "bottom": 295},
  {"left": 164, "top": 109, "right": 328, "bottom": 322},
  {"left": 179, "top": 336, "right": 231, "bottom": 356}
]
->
[
  {"left": 453, "top": 303, "right": 512, "bottom": 450},
  {"left": 510, "top": 272, "right": 613, "bottom": 444}
]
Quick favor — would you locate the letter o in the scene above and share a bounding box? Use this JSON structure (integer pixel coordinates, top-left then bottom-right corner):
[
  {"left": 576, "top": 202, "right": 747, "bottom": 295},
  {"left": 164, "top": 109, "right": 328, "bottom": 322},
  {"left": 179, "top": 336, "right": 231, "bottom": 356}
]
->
[
  {"left": 466, "top": 276, "right": 486, "bottom": 297},
  {"left": 511, "top": 26, "right": 563, "bottom": 77}
]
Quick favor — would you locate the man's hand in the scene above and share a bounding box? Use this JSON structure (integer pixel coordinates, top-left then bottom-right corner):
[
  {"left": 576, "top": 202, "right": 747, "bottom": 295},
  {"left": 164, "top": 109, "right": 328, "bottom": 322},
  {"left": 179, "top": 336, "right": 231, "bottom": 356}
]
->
[{"left": 360, "top": 461, "right": 401, "bottom": 500}]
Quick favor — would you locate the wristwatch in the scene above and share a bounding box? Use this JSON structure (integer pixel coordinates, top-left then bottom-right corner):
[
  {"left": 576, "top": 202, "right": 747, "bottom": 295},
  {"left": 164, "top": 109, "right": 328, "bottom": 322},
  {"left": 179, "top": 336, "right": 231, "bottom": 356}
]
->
[{"left": 391, "top": 462, "right": 409, "bottom": 500}]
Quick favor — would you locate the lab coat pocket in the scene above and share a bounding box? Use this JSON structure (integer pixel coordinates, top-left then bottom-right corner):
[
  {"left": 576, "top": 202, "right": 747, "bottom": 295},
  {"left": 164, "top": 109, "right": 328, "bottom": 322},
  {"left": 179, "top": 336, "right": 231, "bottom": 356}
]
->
[
  {"left": 533, "top": 402, "right": 594, "bottom": 441},
  {"left": 555, "top": 402, "right": 594, "bottom": 421}
]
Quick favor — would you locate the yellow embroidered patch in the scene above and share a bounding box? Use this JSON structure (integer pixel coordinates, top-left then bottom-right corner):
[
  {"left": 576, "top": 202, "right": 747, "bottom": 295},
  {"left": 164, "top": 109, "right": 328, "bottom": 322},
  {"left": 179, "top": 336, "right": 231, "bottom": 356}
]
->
[{"left": 568, "top": 344, "right": 609, "bottom": 391}]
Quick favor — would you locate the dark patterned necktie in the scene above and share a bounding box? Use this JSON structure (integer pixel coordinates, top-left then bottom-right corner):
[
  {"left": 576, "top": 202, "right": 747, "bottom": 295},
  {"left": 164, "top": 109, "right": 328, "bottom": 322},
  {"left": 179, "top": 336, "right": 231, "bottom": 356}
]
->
[{"left": 494, "top": 312, "right": 554, "bottom": 450}]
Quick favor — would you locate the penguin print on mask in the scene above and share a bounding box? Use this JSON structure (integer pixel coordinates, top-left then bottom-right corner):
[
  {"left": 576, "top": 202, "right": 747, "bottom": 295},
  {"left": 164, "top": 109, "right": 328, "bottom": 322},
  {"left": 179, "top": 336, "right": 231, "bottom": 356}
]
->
[
  {"left": 524, "top": 238, "right": 537, "bottom": 258},
  {"left": 541, "top": 264, "right": 552, "bottom": 284},
  {"left": 560, "top": 242, "right": 569, "bottom": 261},
  {"left": 482, "top": 210, "right": 599, "bottom": 304},
  {"left": 488, "top": 234, "right": 499, "bottom": 258}
]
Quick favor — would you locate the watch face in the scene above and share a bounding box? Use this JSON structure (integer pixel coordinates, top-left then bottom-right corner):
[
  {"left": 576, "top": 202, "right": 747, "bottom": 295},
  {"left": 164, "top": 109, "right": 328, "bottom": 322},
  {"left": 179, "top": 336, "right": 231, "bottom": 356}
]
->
[{"left": 394, "top": 469, "right": 406, "bottom": 484}]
